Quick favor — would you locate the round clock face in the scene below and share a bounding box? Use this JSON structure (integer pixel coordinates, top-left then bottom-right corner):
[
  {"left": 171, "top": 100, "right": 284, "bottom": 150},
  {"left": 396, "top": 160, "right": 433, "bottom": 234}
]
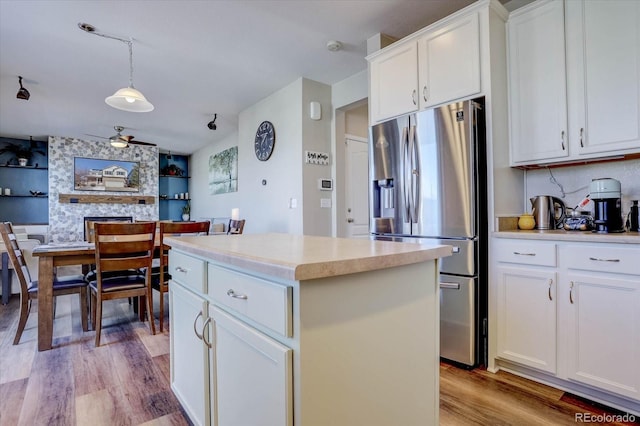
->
[{"left": 254, "top": 121, "right": 275, "bottom": 161}]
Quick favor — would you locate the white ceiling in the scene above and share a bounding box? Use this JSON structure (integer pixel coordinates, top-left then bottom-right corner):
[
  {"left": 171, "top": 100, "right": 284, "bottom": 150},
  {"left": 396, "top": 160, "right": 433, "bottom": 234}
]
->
[{"left": 0, "top": 0, "right": 502, "bottom": 154}]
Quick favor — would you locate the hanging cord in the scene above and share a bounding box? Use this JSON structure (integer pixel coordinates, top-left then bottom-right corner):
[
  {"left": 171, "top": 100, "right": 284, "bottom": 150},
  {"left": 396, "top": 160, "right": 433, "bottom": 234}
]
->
[
  {"left": 82, "top": 29, "right": 135, "bottom": 88},
  {"left": 546, "top": 167, "right": 589, "bottom": 198}
]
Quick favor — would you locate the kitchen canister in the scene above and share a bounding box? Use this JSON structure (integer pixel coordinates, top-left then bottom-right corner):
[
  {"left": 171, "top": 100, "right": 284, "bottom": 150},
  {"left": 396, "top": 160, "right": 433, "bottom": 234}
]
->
[{"left": 518, "top": 213, "right": 536, "bottom": 230}]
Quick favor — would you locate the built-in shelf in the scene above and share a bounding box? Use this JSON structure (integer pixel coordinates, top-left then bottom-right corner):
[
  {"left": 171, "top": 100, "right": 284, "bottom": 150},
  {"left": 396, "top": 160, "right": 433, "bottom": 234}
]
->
[
  {"left": 160, "top": 198, "right": 191, "bottom": 201},
  {"left": 58, "top": 194, "right": 156, "bottom": 205},
  {"left": 0, "top": 195, "right": 48, "bottom": 198},
  {"left": 159, "top": 174, "right": 190, "bottom": 179},
  {"left": 0, "top": 164, "right": 47, "bottom": 169}
]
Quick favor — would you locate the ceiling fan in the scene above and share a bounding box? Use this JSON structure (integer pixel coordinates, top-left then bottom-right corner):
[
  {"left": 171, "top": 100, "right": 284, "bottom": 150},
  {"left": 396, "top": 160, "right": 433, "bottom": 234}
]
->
[{"left": 86, "top": 125, "right": 156, "bottom": 148}]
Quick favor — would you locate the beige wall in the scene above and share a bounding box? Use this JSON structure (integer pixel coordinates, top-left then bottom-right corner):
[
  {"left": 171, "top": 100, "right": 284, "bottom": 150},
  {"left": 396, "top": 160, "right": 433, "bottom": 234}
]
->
[{"left": 190, "top": 78, "right": 331, "bottom": 236}]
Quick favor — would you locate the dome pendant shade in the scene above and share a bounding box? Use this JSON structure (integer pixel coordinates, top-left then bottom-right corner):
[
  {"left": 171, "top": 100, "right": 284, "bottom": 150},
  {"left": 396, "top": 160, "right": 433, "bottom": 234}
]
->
[{"left": 105, "top": 86, "right": 154, "bottom": 112}]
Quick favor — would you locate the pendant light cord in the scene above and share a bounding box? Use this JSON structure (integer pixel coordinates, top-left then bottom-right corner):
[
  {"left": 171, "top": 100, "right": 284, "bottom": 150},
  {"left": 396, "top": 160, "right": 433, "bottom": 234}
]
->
[{"left": 84, "top": 30, "right": 135, "bottom": 88}]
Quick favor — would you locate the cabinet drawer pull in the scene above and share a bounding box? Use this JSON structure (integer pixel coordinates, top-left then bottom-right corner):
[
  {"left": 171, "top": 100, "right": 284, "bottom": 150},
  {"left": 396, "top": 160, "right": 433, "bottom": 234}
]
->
[
  {"left": 589, "top": 257, "right": 620, "bottom": 263},
  {"left": 548, "top": 279, "right": 553, "bottom": 301},
  {"left": 227, "top": 289, "right": 248, "bottom": 300},
  {"left": 569, "top": 281, "right": 574, "bottom": 304},
  {"left": 412, "top": 89, "right": 417, "bottom": 106},
  {"left": 561, "top": 130, "right": 565, "bottom": 150},
  {"left": 174, "top": 266, "right": 189, "bottom": 273},
  {"left": 579, "top": 127, "right": 584, "bottom": 147},
  {"left": 513, "top": 251, "right": 536, "bottom": 256},
  {"left": 193, "top": 311, "right": 204, "bottom": 340},
  {"left": 201, "top": 317, "right": 213, "bottom": 349}
]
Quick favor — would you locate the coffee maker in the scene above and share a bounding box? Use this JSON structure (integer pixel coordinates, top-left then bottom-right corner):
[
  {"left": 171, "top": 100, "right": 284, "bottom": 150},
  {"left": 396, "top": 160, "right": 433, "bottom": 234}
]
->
[{"left": 590, "top": 178, "right": 624, "bottom": 233}]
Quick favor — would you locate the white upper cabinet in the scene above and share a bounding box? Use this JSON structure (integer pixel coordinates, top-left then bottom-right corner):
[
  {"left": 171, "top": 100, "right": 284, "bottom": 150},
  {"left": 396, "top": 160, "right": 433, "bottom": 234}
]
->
[
  {"left": 508, "top": 0, "right": 640, "bottom": 167},
  {"left": 565, "top": 0, "right": 640, "bottom": 156},
  {"left": 507, "top": 0, "right": 569, "bottom": 164},
  {"left": 369, "top": 42, "right": 419, "bottom": 123},
  {"left": 368, "top": 10, "right": 481, "bottom": 124},
  {"left": 418, "top": 12, "right": 481, "bottom": 109}
]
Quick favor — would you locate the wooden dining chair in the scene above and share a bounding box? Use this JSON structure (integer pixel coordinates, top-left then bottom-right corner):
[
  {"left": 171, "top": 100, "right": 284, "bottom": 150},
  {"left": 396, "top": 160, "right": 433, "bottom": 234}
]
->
[
  {"left": 90, "top": 222, "right": 156, "bottom": 346},
  {"left": 0, "top": 222, "right": 88, "bottom": 345},
  {"left": 152, "top": 220, "right": 210, "bottom": 332},
  {"left": 227, "top": 219, "right": 245, "bottom": 234}
]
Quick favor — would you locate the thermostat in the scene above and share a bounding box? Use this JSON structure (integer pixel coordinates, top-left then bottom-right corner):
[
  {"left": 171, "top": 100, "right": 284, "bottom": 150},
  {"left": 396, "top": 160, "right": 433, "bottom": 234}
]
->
[{"left": 318, "top": 178, "right": 333, "bottom": 191}]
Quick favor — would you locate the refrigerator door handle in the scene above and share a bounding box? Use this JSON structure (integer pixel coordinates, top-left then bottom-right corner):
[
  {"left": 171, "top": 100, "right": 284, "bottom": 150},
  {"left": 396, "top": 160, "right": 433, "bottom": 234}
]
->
[
  {"left": 402, "top": 126, "right": 411, "bottom": 223},
  {"left": 440, "top": 282, "right": 461, "bottom": 290},
  {"left": 409, "top": 124, "right": 420, "bottom": 223}
]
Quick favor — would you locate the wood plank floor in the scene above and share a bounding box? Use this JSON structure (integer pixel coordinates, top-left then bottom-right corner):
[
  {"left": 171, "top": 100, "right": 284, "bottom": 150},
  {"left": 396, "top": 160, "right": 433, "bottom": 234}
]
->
[{"left": 0, "top": 279, "right": 637, "bottom": 425}]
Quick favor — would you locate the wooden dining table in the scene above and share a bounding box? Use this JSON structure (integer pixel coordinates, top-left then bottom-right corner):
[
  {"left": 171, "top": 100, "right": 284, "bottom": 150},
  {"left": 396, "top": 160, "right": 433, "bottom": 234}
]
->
[{"left": 32, "top": 235, "right": 161, "bottom": 351}]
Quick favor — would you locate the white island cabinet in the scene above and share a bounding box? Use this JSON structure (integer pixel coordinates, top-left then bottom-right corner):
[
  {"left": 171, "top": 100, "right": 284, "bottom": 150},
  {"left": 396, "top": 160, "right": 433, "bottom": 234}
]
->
[{"left": 167, "top": 233, "right": 452, "bottom": 426}]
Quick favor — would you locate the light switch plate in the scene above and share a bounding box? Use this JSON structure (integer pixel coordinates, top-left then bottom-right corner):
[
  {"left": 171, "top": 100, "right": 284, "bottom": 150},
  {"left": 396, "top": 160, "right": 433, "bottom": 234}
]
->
[{"left": 320, "top": 198, "right": 331, "bottom": 208}]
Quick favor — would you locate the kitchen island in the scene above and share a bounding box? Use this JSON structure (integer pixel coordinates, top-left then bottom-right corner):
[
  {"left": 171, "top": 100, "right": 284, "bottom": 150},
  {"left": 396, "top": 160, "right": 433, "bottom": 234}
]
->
[{"left": 165, "top": 233, "right": 452, "bottom": 426}]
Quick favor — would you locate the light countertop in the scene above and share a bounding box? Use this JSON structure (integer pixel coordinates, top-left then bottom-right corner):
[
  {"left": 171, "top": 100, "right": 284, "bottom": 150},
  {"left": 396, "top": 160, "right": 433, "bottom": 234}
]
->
[
  {"left": 164, "top": 233, "right": 452, "bottom": 281},
  {"left": 494, "top": 230, "right": 640, "bottom": 244}
]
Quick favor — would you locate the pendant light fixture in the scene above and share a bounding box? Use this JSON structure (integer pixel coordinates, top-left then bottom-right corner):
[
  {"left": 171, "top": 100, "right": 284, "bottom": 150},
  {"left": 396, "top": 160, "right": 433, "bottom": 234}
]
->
[{"left": 78, "top": 22, "right": 154, "bottom": 113}]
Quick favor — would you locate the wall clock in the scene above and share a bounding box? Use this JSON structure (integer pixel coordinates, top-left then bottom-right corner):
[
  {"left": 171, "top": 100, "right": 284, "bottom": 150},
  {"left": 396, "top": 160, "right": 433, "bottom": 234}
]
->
[{"left": 254, "top": 120, "right": 275, "bottom": 161}]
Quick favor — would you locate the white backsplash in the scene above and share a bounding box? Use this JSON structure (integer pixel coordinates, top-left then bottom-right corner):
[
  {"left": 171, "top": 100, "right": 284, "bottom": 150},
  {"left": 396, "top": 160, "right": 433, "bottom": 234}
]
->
[{"left": 524, "top": 158, "right": 640, "bottom": 215}]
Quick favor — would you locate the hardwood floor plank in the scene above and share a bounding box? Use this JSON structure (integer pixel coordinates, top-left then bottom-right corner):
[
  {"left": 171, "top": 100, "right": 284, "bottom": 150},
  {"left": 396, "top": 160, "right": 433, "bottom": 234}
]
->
[
  {"left": 18, "top": 336, "right": 76, "bottom": 426},
  {"left": 0, "top": 378, "right": 28, "bottom": 426},
  {"left": 75, "top": 388, "right": 130, "bottom": 426},
  {"left": 138, "top": 411, "right": 191, "bottom": 426}
]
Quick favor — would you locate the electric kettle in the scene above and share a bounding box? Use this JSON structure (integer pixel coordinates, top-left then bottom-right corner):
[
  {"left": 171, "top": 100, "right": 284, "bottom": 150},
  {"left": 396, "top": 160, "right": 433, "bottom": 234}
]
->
[{"left": 530, "top": 196, "right": 566, "bottom": 230}]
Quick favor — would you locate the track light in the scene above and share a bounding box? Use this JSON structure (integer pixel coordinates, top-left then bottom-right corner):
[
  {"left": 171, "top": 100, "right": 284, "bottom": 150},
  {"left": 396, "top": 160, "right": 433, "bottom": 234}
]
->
[
  {"left": 16, "top": 76, "right": 30, "bottom": 100},
  {"left": 207, "top": 114, "right": 217, "bottom": 130}
]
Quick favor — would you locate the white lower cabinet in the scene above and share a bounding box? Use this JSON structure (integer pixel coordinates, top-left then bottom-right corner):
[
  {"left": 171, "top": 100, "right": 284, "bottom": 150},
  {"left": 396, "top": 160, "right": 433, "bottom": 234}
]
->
[
  {"left": 493, "top": 238, "right": 640, "bottom": 414},
  {"left": 496, "top": 266, "right": 557, "bottom": 373},
  {"left": 561, "top": 246, "right": 640, "bottom": 401},
  {"left": 169, "top": 283, "right": 210, "bottom": 426},
  {"left": 210, "top": 306, "right": 292, "bottom": 426}
]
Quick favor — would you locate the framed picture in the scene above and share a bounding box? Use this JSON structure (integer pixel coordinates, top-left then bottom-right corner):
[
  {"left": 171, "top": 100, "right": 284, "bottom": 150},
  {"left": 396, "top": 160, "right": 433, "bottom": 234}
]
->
[
  {"left": 209, "top": 146, "right": 238, "bottom": 194},
  {"left": 74, "top": 157, "right": 141, "bottom": 192}
]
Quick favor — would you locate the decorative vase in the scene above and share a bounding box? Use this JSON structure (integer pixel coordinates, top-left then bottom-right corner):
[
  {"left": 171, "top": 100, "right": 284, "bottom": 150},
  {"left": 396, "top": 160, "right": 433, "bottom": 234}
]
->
[
  {"left": 518, "top": 213, "right": 536, "bottom": 230},
  {"left": 18, "top": 158, "right": 28, "bottom": 167},
  {"left": 182, "top": 213, "right": 190, "bottom": 221}
]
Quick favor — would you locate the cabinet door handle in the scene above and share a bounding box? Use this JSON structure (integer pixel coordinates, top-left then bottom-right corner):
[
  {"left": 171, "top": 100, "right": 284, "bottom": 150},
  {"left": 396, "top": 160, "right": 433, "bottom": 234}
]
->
[
  {"left": 579, "top": 127, "right": 584, "bottom": 147},
  {"left": 589, "top": 257, "right": 620, "bottom": 263},
  {"left": 412, "top": 89, "right": 417, "bottom": 106},
  {"left": 569, "top": 281, "right": 574, "bottom": 304},
  {"left": 174, "top": 266, "right": 188, "bottom": 273},
  {"left": 561, "top": 130, "right": 566, "bottom": 150},
  {"left": 423, "top": 85, "right": 428, "bottom": 102},
  {"left": 201, "top": 316, "right": 213, "bottom": 349},
  {"left": 513, "top": 251, "right": 536, "bottom": 256},
  {"left": 193, "top": 311, "right": 204, "bottom": 340},
  {"left": 227, "top": 289, "right": 248, "bottom": 300},
  {"left": 548, "top": 279, "right": 553, "bottom": 301}
]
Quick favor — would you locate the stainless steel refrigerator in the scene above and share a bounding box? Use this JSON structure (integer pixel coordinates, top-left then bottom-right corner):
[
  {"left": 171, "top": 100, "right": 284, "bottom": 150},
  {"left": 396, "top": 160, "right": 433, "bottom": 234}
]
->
[{"left": 369, "top": 98, "right": 487, "bottom": 368}]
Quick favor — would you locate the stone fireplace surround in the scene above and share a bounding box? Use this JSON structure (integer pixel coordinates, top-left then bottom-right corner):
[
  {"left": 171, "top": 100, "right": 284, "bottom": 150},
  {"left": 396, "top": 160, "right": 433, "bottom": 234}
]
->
[{"left": 47, "top": 136, "right": 159, "bottom": 243}]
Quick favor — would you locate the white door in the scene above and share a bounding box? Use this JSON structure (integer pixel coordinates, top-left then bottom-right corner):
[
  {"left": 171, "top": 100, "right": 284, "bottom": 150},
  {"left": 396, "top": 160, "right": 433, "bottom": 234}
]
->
[
  {"left": 169, "top": 284, "right": 210, "bottom": 426},
  {"left": 496, "top": 266, "right": 557, "bottom": 374},
  {"left": 369, "top": 41, "right": 419, "bottom": 123},
  {"left": 507, "top": 0, "right": 569, "bottom": 165},
  {"left": 564, "top": 273, "right": 640, "bottom": 400},
  {"left": 566, "top": 0, "right": 640, "bottom": 156},
  {"left": 345, "top": 136, "right": 369, "bottom": 238},
  {"left": 211, "top": 306, "right": 293, "bottom": 426},
  {"left": 418, "top": 12, "right": 480, "bottom": 108}
]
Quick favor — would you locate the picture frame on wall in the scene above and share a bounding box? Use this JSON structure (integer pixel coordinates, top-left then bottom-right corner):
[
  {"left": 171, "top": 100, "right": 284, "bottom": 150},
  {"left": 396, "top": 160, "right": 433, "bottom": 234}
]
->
[{"left": 73, "top": 157, "right": 141, "bottom": 192}]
